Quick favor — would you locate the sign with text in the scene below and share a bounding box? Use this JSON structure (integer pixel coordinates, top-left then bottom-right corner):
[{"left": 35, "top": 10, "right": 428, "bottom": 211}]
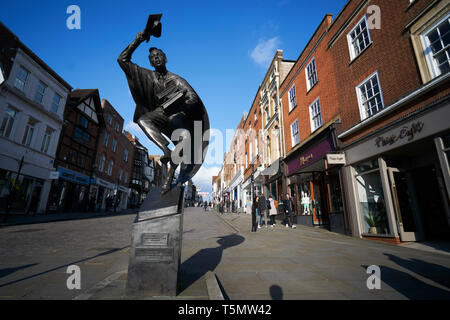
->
[{"left": 327, "top": 153, "right": 346, "bottom": 165}]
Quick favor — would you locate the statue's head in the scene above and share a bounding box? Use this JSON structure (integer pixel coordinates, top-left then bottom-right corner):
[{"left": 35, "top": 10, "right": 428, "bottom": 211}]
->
[{"left": 149, "top": 47, "right": 168, "bottom": 70}]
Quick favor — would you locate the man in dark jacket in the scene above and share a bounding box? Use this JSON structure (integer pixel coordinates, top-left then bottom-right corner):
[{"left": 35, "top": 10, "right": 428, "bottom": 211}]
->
[
  {"left": 283, "top": 193, "right": 296, "bottom": 229},
  {"left": 258, "top": 194, "right": 269, "bottom": 228}
]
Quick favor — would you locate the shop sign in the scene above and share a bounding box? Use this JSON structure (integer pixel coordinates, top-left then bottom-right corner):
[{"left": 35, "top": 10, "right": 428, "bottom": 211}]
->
[
  {"left": 49, "top": 171, "right": 60, "bottom": 180},
  {"left": 57, "top": 167, "right": 90, "bottom": 185},
  {"left": 286, "top": 137, "right": 334, "bottom": 175},
  {"left": 326, "top": 153, "right": 346, "bottom": 165},
  {"left": 375, "top": 121, "right": 424, "bottom": 148}
]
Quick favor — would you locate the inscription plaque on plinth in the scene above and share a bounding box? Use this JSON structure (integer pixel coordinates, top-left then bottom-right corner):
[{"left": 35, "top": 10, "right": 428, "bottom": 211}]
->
[{"left": 126, "top": 186, "right": 185, "bottom": 297}]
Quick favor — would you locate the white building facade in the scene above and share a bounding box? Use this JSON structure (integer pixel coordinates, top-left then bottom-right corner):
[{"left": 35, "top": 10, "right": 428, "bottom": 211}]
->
[{"left": 0, "top": 43, "right": 71, "bottom": 215}]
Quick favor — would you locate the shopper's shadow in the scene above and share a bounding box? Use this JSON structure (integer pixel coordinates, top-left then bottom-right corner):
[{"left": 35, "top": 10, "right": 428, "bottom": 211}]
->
[
  {"left": 384, "top": 253, "right": 450, "bottom": 289},
  {"left": 178, "top": 234, "right": 245, "bottom": 294},
  {"left": 362, "top": 259, "right": 450, "bottom": 299},
  {"left": 270, "top": 285, "right": 283, "bottom": 300},
  {"left": 0, "top": 263, "right": 38, "bottom": 280}
]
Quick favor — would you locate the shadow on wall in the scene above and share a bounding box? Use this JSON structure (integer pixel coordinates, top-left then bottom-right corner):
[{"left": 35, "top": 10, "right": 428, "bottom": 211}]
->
[{"left": 177, "top": 234, "right": 245, "bottom": 294}]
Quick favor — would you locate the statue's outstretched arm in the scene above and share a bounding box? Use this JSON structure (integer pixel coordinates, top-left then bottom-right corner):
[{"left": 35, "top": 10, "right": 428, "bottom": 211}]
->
[{"left": 117, "top": 32, "right": 146, "bottom": 76}]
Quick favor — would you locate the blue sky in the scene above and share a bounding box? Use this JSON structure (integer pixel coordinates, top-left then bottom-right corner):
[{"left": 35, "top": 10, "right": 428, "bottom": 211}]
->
[{"left": 1, "top": 0, "right": 348, "bottom": 198}]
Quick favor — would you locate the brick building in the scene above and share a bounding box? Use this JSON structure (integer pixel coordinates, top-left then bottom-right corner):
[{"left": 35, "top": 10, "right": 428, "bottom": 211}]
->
[
  {"left": 91, "top": 99, "right": 134, "bottom": 211},
  {"left": 279, "top": 14, "right": 345, "bottom": 232},
  {"left": 329, "top": 0, "right": 450, "bottom": 242},
  {"left": 47, "top": 89, "right": 104, "bottom": 213}
]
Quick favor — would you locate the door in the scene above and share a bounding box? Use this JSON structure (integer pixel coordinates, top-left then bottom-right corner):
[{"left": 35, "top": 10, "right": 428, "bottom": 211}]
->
[{"left": 388, "top": 168, "right": 424, "bottom": 241}]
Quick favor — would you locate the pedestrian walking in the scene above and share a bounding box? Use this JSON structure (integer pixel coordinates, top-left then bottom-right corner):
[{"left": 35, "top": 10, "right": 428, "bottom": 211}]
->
[
  {"left": 282, "top": 193, "right": 296, "bottom": 229},
  {"left": 255, "top": 196, "right": 262, "bottom": 229},
  {"left": 251, "top": 196, "right": 258, "bottom": 232},
  {"left": 268, "top": 195, "right": 277, "bottom": 227},
  {"left": 258, "top": 194, "right": 269, "bottom": 228}
]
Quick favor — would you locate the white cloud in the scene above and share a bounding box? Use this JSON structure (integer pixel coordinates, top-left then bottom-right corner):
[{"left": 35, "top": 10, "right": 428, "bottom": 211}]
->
[
  {"left": 191, "top": 165, "right": 220, "bottom": 198},
  {"left": 250, "top": 37, "right": 280, "bottom": 66}
]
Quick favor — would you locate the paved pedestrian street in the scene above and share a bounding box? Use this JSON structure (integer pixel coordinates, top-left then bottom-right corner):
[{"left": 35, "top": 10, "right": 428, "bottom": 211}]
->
[{"left": 0, "top": 207, "right": 449, "bottom": 300}]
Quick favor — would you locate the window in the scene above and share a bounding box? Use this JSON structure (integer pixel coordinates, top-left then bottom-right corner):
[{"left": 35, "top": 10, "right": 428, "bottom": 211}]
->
[
  {"left": 80, "top": 116, "right": 88, "bottom": 129},
  {"left": 119, "top": 169, "right": 123, "bottom": 182},
  {"left": 34, "top": 81, "right": 47, "bottom": 105},
  {"left": 305, "top": 58, "right": 318, "bottom": 91},
  {"left": 41, "top": 126, "right": 54, "bottom": 153},
  {"left": 107, "top": 160, "right": 114, "bottom": 176},
  {"left": 124, "top": 172, "right": 128, "bottom": 184},
  {"left": 355, "top": 160, "right": 390, "bottom": 235},
  {"left": 22, "top": 117, "right": 38, "bottom": 146},
  {"left": 14, "top": 66, "right": 29, "bottom": 91},
  {"left": 356, "top": 72, "right": 385, "bottom": 120},
  {"left": 112, "top": 138, "right": 117, "bottom": 152},
  {"left": 51, "top": 94, "right": 61, "bottom": 114},
  {"left": 422, "top": 14, "right": 450, "bottom": 79},
  {"left": 0, "top": 107, "right": 17, "bottom": 138},
  {"left": 288, "top": 85, "right": 297, "bottom": 112},
  {"left": 68, "top": 150, "right": 77, "bottom": 163},
  {"left": 98, "top": 154, "right": 106, "bottom": 172},
  {"left": 77, "top": 154, "right": 86, "bottom": 168},
  {"left": 104, "top": 132, "right": 109, "bottom": 147},
  {"left": 309, "top": 98, "right": 322, "bottom": 132},
  {"left": 115, "top": 122, "right": 120, "bottom": 132},
  {"left": 74, "top": 127, "right": 90, "bottom": 142},
  {"left": 107, "top": 114, "right": 112, "bottom": 125},
  {"left": 347, "top": 15, "right": 372, "bottom": 60},
  {"left": 124, "top": 148, "right": 129, "bottom": 162},
  {"left": 290, "top": 119, "right": 300, "bottom": 146}
]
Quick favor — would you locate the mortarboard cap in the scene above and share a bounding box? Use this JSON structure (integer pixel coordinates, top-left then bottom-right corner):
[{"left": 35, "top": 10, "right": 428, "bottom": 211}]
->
[{"left": 143, "top": 14, "right": 162, "bottom": 42}]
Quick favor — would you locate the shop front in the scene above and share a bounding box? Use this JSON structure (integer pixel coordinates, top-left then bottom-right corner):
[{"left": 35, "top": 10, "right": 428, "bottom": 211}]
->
[
  {"left": 342, "top": 101, "right": 450, "bottom": 242},
  {"left": 284, "top": 128, "right": 345, "bottom": 232},
  {"left": 47, "top": 166, "right": 90, "bottom": 213},
  {"left": 91, "top": 177, "right": 116, "bottom": 212}
]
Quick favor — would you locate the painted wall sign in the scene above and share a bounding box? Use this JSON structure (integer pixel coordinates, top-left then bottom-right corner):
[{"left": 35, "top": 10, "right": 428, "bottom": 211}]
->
[{"left": 375, "top": 121, "right": 424, "bottom": 148}]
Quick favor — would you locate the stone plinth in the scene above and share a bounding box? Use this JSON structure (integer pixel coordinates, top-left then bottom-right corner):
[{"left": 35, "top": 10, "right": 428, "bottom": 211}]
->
[{"left": 126, "top": 186, "right": 185, "bottom": 297}]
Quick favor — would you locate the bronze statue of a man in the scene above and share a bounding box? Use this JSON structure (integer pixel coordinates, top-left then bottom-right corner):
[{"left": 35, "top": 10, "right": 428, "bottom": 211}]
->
[{"left": 118, "top": 22, "right": 209, "bottom": 195}]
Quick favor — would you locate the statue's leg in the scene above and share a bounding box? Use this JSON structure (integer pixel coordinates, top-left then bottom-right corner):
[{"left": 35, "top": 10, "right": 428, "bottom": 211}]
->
[{"left": 138, "top": 111, "right": 172, "bottom": 163}]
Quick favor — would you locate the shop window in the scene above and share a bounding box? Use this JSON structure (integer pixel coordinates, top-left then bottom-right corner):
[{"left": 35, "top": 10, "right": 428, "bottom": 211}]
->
[{"left": 355, "top": 162, "right": 390, "bottom": 235}]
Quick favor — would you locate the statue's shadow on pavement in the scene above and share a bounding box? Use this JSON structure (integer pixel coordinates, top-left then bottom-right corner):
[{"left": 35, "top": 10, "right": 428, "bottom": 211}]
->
[{"left": 177, "top": 234, "right": 244, "bottom": 295}]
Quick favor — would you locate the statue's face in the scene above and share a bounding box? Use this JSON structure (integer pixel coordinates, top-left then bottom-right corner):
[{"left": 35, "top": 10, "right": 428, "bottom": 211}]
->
[{"left": 149, "top": 49, "right": 167, "bottom": 69}]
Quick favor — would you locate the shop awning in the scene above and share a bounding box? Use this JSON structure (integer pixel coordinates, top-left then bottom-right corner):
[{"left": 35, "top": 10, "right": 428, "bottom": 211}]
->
[{"left": 262, "top": 158, "right": 280, "bottom": 176}]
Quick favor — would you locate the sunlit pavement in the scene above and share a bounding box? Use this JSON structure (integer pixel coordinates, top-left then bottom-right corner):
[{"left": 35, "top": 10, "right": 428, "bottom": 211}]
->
[{"left": 1, "top": 207, "right": 450, "bottom": 299}]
